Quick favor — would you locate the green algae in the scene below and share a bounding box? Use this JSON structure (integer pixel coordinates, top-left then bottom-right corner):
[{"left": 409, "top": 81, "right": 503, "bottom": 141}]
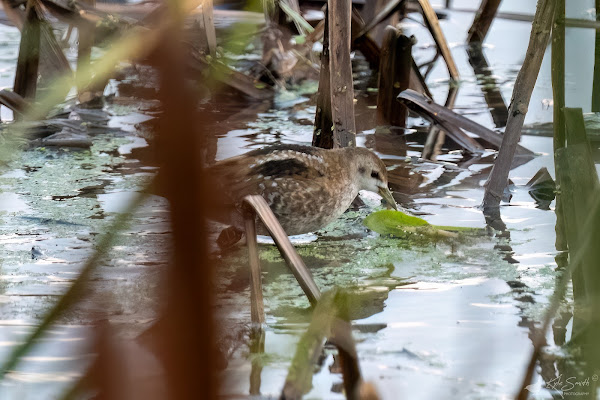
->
[
  {"left": 218, "top": 228, "right": 524, "bottom": 324},
  {"left": 0, "top": 124, "right": 162, "bottom": 330}
]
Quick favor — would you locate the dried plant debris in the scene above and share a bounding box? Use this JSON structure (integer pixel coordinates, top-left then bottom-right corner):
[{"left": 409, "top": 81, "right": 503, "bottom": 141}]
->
[
  {"left": 397, "top": 89, "right": 534, "bottom": 156},
  {"left": 525, "top": 167, "right": 555, "bottom": 210}
]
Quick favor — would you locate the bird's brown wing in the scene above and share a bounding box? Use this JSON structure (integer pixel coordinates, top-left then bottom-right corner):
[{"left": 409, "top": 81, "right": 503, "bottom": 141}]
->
[{"left": 207, "top": 148, "right": 328, "bottom": 199}]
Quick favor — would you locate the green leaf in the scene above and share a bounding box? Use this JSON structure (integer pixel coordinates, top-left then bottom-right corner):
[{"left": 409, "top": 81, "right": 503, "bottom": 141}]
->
[
  {"left": 293, "top": 35, "right": 306, "bottom": 45},
  {"left": 279, "top": 2, "right": 314, "bottom": 34},
  {"left": 364, "top": 210, "right": 482, "bottom": 238},
  {"left": 432, "top": 225, "right": 483, "bottom": 232}
]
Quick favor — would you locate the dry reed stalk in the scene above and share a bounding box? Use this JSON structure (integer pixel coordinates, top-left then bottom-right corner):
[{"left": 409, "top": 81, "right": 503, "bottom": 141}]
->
[
  {"left": 482, "top": 0, "right": 556, "bottom": 209},
  {"left": 466, "top": 0, "right": 502, "bottom": 44}
]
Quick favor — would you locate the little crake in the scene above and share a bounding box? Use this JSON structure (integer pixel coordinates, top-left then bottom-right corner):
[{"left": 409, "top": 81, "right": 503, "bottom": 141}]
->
[{"left": 206, "top": 144, "right": 397, "bottom": 236}]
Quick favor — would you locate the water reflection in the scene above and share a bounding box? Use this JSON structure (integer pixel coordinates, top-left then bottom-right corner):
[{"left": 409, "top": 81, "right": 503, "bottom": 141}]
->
[
  {"left": 466, "top": 44, "right": 509, "bottom": 128},
  {"left": 248, "top": 329, "right": 265, "bottom": 395}
]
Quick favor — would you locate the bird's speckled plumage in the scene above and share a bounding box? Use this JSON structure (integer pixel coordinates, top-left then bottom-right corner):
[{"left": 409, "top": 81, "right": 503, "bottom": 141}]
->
[{"left": 206, "top": 144, "right": 394, "bottom": 236}]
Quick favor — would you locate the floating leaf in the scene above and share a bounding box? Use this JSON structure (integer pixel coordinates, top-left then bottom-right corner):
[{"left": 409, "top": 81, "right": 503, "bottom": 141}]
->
[{"left": 364, "top": 210, "right": 482, "bottom": 238}]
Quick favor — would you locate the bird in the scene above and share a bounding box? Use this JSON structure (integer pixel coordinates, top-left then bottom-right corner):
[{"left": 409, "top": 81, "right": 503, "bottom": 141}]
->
[{"left": 205, "top": 144, "right": 397, "bottom": 244}]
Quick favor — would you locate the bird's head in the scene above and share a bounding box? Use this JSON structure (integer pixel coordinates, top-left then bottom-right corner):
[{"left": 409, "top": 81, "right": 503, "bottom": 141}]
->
[{"left": 350, "top": 148, "right": 397, "bottom": 210}]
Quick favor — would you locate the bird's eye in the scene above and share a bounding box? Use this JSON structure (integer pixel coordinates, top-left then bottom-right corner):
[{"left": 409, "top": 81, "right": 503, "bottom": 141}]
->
[
  {"left": 371, "top": 171, "right": 380, "bottom": 179},
  {"left": 358, "top": 166, "right": 366, "bottom": 174}
]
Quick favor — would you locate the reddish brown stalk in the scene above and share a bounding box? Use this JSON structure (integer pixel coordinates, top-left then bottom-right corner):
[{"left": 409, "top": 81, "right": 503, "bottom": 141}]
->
[{"left": 150, "top": 11, "right": 219, "bottom": 399}]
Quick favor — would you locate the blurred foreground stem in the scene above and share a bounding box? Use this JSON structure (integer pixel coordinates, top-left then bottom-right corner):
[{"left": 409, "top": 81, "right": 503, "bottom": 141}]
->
[{"left": 592, "top": 0, "right": 600, "bottom": 111}]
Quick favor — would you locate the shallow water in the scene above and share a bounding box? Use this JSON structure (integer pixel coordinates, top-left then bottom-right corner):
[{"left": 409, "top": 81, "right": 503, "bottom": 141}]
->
[
  {"left": 215, "top": 4, "right": 600, "bottom": 399},
  {"left": 0, "top": 100, "right": 168, "bottom": 398},
  {"left": 0, "top": 2, "right": 599, "bottom": 400}
]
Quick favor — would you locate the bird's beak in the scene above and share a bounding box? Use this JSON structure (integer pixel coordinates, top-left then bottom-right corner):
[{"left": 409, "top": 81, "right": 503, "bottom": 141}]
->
[{"left": 378, "top": 186, "right": 397, "bottom": 210}]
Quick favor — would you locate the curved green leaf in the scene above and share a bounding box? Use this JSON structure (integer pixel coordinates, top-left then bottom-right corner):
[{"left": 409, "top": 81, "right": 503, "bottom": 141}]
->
[{"left": 364, "top": 210, "right": 483, "bottom": 238}]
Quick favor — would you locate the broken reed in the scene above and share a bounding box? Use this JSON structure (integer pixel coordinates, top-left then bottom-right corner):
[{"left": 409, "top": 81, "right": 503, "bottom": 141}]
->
[
  {"left": 466, "top": 0, "right": 501, "bottom": 44},
  {"left": 13, "top": 0, "right": 41, "bottom": 102},
  {"left": 313, "top": 0, "right": 356, "bottom": 148},
  {"left": 482, "top": 0, "right": 556, "bottom": 209}
]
